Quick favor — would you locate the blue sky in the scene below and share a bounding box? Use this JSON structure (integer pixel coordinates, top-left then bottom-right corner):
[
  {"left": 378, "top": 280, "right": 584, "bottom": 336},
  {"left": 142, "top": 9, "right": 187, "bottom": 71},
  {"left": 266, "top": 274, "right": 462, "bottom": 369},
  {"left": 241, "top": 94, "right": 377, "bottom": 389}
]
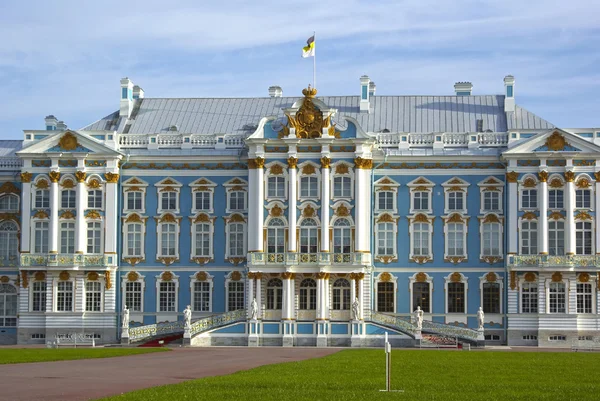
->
[{"left": 1, "top": 0, "right": 600, "bottom": 139}]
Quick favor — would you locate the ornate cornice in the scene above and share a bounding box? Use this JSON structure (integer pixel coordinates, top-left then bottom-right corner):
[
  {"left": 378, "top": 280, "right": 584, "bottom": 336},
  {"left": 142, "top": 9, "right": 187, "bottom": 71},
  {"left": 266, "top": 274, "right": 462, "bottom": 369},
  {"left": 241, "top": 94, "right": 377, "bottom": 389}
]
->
[
  {"left": 248, "top": 157, "right": 265, "bottom": 169},
  {"left": 354, "top": 157, "right": 373, "bottom": 169}
]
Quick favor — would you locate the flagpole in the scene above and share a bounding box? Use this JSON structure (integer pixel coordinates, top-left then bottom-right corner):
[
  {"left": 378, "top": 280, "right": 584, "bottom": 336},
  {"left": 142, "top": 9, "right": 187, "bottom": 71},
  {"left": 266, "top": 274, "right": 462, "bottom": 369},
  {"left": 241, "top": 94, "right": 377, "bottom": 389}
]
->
[{"left": 313, "top": 31, "right": 316, "bottom": 89}]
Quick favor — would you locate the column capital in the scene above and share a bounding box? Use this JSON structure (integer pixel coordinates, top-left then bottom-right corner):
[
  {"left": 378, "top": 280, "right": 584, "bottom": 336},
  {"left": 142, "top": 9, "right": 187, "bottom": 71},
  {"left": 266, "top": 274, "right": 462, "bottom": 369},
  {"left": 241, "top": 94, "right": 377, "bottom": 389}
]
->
[
  {"left": 248, "top": 157, "right": 265, "bottom": 169},
  {"left": 20, "top": 172, "right": 33, "bottom": 183},
  {"left": 49, "top": 171, "right": 61, "bottom": 183},
  {"left": 506, "top": 171, "right": 519, "bottom": 183},
  {"left": 282, "top": 272, "right": 296, "bottom": 280},
  {"left": 287, "top": 157, "right": 298, "bottom": 169},
  {"left": 75, "top": 170, "right": 87, "bottom": 183},
  {"left": 538, "top": 170, "right": 548, "bottom": 182},
  {"left": 320, "top": 157, "right": 331, "bottom": 169},
  {"left": 104, "top": 172, "right": 120, "bottom": 183},
  {"left": 564, "top": 171, "right": 575, "bottom": 182},
  {"left": 354, "top": 157, "right": 373, "bottom": 169},
  {"left": 594, "top": 171, "right": 600, "bottom": 182}
]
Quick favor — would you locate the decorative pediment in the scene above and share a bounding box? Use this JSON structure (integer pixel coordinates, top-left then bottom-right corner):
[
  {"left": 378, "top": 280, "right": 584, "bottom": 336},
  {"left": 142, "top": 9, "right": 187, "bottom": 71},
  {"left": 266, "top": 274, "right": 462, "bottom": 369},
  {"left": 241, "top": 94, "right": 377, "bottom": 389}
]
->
[
  {"left": 503, "top": 129, "right": 600, "bottom": 157},
  {"left": 408, "top": 176, "right": 434, "bottom": 188},
  {"left": 123, "top": 177, "right": 148, "bottom": 187},
  {"left": 283, "top": 86, "right": 339, "bottom": 139},
  {"left": 16, "top": 130, "right": 123, "bottom": 157}
]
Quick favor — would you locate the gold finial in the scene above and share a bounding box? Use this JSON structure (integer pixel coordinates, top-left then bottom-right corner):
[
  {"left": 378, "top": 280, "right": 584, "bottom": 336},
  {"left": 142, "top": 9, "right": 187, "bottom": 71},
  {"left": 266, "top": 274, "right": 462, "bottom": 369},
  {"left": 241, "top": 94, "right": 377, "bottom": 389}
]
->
[{"left": 302, "top": 85, "right": 317, "bottom": 98}]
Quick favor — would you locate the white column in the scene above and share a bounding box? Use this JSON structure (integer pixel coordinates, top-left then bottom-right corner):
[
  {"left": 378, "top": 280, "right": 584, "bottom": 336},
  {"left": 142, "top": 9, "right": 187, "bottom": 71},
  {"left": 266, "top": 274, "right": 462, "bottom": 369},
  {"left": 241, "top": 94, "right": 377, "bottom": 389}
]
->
[
  {"left": 288, "top": 158, "right": 297, "bottom": 251},
  {"left": 565, "top": 172, "right": 576, "bottom": 255},
  {"left": 49, "top": 171, "right": 60, "bottom": 253},
  {"left": 247, "top": 275, "right": 254, "bottom": 318},
  {"left": 350, "top": 276, "right": 356, "bottom": 308},
  {"left": 354, "top": 158, "right": 372, "bottom": 252},
  {"left": 75, "top": 171, "right": 87, "bottom": 254},
  {"left": 507, "top": 172, "right": 518, "bottom": 254},
  {"left": 317, "top": 273, "right": 329, "bottom": 319},
  {"left": 358, "top": 275, "right": 364, "bottom": 319},
  {"left": 255, "top": 274, "right": 262, "bottom": 319},
  {"left": 20, "top": 173, "right": 32, "bottom": 253},
  {"left": 596, "top": 174, "right": 600, "bottom": 254},
  {"left": 538, "top": 172, "right": 548, "bottom": 255},
  {"left": 321, "top": 157, "right": 330, "bottom": 252},
  {"left": 282, "top": 274, "right": 295, "bottom": 319},
  {"left": 316, "top": 276, "right": 322, "bottom": 319},
  {"left": 247, "top": 158, "right": 265, "bottom": 252},
  {"left": 104, "top": 174, "right": 119, "bottom": 254}
]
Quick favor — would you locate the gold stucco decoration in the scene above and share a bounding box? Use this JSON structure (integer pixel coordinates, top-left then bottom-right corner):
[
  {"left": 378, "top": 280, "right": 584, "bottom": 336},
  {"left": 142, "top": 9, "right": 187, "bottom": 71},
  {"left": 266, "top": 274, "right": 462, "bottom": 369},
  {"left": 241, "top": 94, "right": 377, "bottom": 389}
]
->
[
  {"left": 127, "top": 271, "right": 139, "bottom": 282},
  {"left": 302, "top": 164, "right": 316, "bottom": 175},
  {"left": 510, "top": 271, "right": 517, "bottom": 290},
  {"left": 538, "top": 171, "right": 548, "bottom": 182},
  {"left": 450, "top": 272, "right": 462, "bottom": 283},
  {"left": 320, "top": 157, "right": 331, "bottom": 169},
  {"left": 285, "top": 86, "right": 325, "bottom": 139},
  {"left": 575, "top": 211, "right": 593, "bottom": 221},
  {"left": 303, "top": 205, "right": 316, "bottom": 218},
  {"left": 335, "top": 205, "right": 350, "bottom": 217},
  {"left": 75, "top": 171, "right": 86, "bottom": 183},
  {"left": 228, "top": 214, "right": 246, "bottom": 223},
  {"left": 446, "top": 213, "right": 465, "bottom": 223},
  {"left": 413, "top": 213, "right": 430, "bottom": 223},
  {"left": 579, "top": 273, "right": 590, "bottom": 283},
  {"left": 377, "top": 213, "right": 394, "bottom": 223},
  {"left": 576, "top": 178, "right": 590, "bottom": 188},
  {"left": 564, "top": 171, "right": 575, "bottom": 182},
  {"left": 35, "top": 179, "right": 49, "bottom": 189},
  {"left": 20, "top": 172, "right": 32, "bottom": 183},
  {"left": 287, "top": 157, "right": 298, "bottom": 169},
  {"left": 521, "top": 212, "right": 537, "bottom": 220},
  {"left": 335, "top": 163, "right": 349, "bottom": 174},
  {"left": 415, "top": 272, "right": 427, "bottom": 282},
  {"left": 162, "top": 271, "right": 174, "bottom": 282},
  {"left": 21, "top": 271, "right": 28, "bottom": 289},
  {"left": 544, "top": 132, "right": 570, "bottom": 151},
  {"left": 549, "top": 178, "right": 563, "bottom": 188},
  {"left": 354, "top": 157, "right": 373, "bottom": 169},
  {"left": 61, "top": 179, "right": 75, "bottom": 189},
  {"left": 61, "top": 211, "right": 75, "bottom": 220},
  {"left": 523, "top": 177, "right": 537, "bottom": 188},
  {"left": 104, "top": 173, "right": 119, "bottom": 183},
  {"left": 594, "top": 171, "right": 600, "bottom": 182},
  {"left": 231, "top": 271, "right": 242, "bottom": 281},
  {"left": 33, "top": 210, "right": 49, "bottom": 219},
  {"left": 105, "top": 271, "right": 112, "bottom": 289},
  {"left": 506, "top": 172, "right": 519, "bottom": 183},
  {"left": 0, "top": 276, "right": 8, "bottom": 283},
  {"left": 0, "top": 182, "right": 19, "bottom": 194},
  {"left": 485, "top": 272, "right": 497, "bottom": 282},
  {"left": 270, "top": 205, "right": 283, "bottom": 217},
  {"left": 59, "top": 271, "right": 70, "bottom": 281},
  {"left": 248, "top": 157, "right": 265, "bottom": 169},
  {"left": 49, "top": 171, "right": 61, "bottom": 183},
  {"left": 87, "top": 271, "right": 99, "bottom": 281},
  {"left": 88, "top": 179, "right": 101, "bottom": 189},
  {"left": 196, "top": 271, "right": 208, "bottom": 281},
  {"left": 58, "top": 132, "right": 79, "bottom": 151},
  {"left": 552, "top": 272, "right": 563, "bottom": 283},
  {"left": 379, "top": 272, "right": 392, "bottom": 282},
  {"left": 482, "top": 214, "right": 501, "bottom": 224},
  {"left": 124, "top": 257, "right": 144, "bottom": 266},
  {"left": 34, "top": 271, "right": 46, "bottom": 281},
  {"left": 524, "top": 272, "right": 536, "bottom": 282},
  {"left": 193, "top": 214, "right": 210, "bottom": 223},
  {"left": 85, "top": 210, "right": 101, "bottom": 220},
  {"left": 270, "top": 164, "right": 284, "bottom": 175}
]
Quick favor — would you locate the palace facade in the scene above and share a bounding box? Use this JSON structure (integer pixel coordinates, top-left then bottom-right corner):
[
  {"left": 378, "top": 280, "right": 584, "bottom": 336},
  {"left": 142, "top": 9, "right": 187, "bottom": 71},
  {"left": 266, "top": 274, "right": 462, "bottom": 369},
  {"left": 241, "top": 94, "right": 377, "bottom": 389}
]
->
[{"left": 0, "top": 75, "right": 598, "bottom": 347}]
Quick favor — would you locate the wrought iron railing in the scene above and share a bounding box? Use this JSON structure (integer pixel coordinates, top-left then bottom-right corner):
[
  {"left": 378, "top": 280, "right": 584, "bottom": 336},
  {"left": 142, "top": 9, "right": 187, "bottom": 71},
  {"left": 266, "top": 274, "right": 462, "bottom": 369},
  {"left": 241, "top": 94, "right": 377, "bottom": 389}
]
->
[
  {"left": 20, "top": 254, "right": 116, "bottom": 267},
  {"left": 128, "top": 310, "right": 246, "bottom": 342},
  {"left": 508, "top": 254, "right": 600, "bottom": 268},
  {"left": 249, "top": 252, "right": 370, "bottom": 266},
  {"left": 421, "top": 320, "right": 479, "bottom": 341},
  {"left": 376, "top": 132, "right": 509, "bottom": 148},
  {"left": 369, "top": 311, "right": 417, "bottom": 336}
]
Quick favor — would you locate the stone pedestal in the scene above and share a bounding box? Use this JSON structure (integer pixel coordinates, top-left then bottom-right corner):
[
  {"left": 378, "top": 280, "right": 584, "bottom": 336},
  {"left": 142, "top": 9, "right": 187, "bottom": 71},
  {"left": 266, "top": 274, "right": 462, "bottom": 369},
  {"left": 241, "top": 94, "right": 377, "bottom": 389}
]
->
[
  {"left": 316, "top": 320, "right": 329, "bottom": 347},
  {"left": 120, "top": 328, "right": 129, "bottom": 345},
  {"left": 351, "top": 320, "right": 363, "bottom": 347},
  {"left": 183, "top": 327, "right": 191, "bottom": 346},
  {"left": 248, "top": 319, "right": 260, "bottom": 347},
  {"left": 282, "top": 320, "right": 294, "bottom": 347},
  {"left": 414, "top": 330, "right": 422, "bottom": 341},
  {"left": 477, "top": 329, "right": 485, "bottom": 341}
]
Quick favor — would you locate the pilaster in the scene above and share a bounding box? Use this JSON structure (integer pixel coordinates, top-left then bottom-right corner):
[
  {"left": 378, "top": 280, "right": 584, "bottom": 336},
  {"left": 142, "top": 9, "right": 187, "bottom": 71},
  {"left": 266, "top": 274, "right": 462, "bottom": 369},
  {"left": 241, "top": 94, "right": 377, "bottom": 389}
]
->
[
  {"left": 507, "top": 171, "right": 518, "bottom": 254},
  {"left": 104, "top": 172, "right": 119, "bottom": 254},
  {"left": 538, "top": 170, "right": 548, "bottom": 255},
  {"left": 49, "top": 170, "right": 60, "bottom": 253},
  {"left": 248, "top": 158, "right": 265, "bottom": 252},
  {"left": 20, "top": 172, "right": 32, "bottom": 253},
  {"left": 565, "top": 170, "right": 576, "bottom": 255},
  {"left": 287, "top": 157, "right": 297, "bottom": 251},
  {"left": 595, "top": 172, "right": 600, "bottom": 254},
  {"left": 354, "top": 157, "right": 372, "bottom": 252},
  {"left": 75, "top": 171, "right": 87, "bottom": 254},
  {"left": 320, "top": 156, "right": 330, "bottom": 252}
]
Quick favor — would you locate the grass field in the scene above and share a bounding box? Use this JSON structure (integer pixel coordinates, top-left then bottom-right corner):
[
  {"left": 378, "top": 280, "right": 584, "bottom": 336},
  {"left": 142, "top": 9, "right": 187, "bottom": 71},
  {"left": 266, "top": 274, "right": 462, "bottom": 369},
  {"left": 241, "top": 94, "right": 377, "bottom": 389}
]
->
[
  {"left": 104, "top": 349, "right": 600, "bottom": 401},
  {"left": 0, "top": 347, "right": 168, "bottom": 364}
]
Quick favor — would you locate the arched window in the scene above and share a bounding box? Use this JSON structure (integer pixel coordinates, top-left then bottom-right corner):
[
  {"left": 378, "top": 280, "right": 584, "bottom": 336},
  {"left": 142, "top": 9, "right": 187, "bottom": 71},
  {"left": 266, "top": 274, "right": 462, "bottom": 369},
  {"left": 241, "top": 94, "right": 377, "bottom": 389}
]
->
[
  {"left": 333, "top": 218, "right": 352, "bottom": 256},
  {"left": 299, "top": 279, "right": 316, "bottom": 310},
  {"left": 332, "top": 279, "right": 351, "bottom": 310},
  {"left": 61, "top": 189, "right": 76, "bottom": 209},
  {"left": 0, "top": 284, "right": 17, "bottom": 327},
  {"left": 266, "top": 279, "right": 283, "bottom": 310},
  {"left": 0, "top": 221, "right": 18, "bottom": 261},
  {"left": 0, "top": 194, "right": 18, "bottom": 212},
  {"left": 377, "top": 282, "right": 395, "bottom": 312},
  {"left": 299, "top": 218, "right": 318, "bottom": 255},
  {"left": 267, "top": 218, "right": 285, "bottom": 260}
]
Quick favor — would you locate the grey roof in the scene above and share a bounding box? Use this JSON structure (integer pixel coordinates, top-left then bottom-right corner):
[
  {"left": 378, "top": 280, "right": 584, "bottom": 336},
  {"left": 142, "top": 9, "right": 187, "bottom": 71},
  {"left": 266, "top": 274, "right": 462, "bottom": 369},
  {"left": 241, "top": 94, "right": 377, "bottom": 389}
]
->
[
  {"left": 0, "top": 140, "right": 23, "bottom": 157},
  {"left": 82, "top": 95, "right": 554, "bottom": 135},
  {"left": 507, "top": 105, "right": 555, "bottom": 130}
]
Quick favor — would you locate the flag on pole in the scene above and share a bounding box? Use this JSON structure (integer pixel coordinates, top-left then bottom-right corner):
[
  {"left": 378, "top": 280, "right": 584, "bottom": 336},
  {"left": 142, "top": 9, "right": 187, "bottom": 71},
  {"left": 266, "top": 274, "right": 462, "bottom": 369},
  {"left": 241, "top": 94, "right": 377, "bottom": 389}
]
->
[{"left": 302, "top": 35, "right": 315, "bottom": 58}]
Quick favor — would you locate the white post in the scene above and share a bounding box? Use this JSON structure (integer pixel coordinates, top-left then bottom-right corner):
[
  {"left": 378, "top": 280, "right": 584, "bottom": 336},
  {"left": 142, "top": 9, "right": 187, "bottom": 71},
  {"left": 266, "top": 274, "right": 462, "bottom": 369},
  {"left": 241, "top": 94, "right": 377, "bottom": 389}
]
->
[
  {"left": 321, "top": 158, "right": 330, "bottom": 252},
  {"left": 247, "top": 276, "right": 255, "bottom": 319},
  {"left": 255, "top": 274, "right": 262, "bottom": 319},
  {"left": 288, "top": 157, "right": 297, "bottom": 251},
  {"left": 507, "top": 172, "right": 518, "bottom": 254},
  {"left": 354, "top": 158, "right": 372, "bottom": 252},
  {"left": 538, "top": 172, "right": 548, "bottom": 255},
  {"left": 248, "top": 158, "right": 265, "bottom": 252},
  {"left": 20, "top": 175, "right": 32, "bottom": 253},
  {"left": 75, "top": 171, "right": 87, "bottom": 254},
  {"left": 565, "top": 172, "right": 576, "bottom": 255},
  {"left": 596, "top": 175, "right": 600, "bottom": 253},
  {"left": 49, "top": 171, "right": 60, "bottom": 253},
  {"left": 104, "top": 174, "right": 119, "bottom": 254}
]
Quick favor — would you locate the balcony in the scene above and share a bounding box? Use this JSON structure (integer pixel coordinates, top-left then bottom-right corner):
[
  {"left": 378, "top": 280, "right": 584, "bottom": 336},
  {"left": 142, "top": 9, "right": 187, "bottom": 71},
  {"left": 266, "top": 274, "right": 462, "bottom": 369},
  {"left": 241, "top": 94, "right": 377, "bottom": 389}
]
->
[
  {"left": 20, "top": 254, "right": 116, "bottom": 268},
  {"left": 507, "top": 254, "right": 600, "bottom": 269},
  {"left": 249, "top": 252, "right": 371, "bottom": 266}
]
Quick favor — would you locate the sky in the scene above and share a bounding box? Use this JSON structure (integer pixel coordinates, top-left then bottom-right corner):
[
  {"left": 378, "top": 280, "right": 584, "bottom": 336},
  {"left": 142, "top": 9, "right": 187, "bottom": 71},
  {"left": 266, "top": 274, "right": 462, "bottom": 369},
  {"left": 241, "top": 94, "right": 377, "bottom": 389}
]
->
[{"left": 1, "top": 0, "right": 599, "bottom": 139}]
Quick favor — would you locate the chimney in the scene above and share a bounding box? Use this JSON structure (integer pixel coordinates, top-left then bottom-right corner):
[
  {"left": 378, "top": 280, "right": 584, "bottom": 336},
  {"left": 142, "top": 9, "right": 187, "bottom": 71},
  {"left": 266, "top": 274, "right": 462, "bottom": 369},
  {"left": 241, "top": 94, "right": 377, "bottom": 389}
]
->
[
  {"left": 268, "top": 85, "right": 283, "bottom": 97},
  {"left": 133, "top": 85, "right": 145, "bottom": 99},
  {"left": 454, "top": 82, "right": 473, "bottom": 96},
  {"left": 45, "top": 115, "right": 58, "bottom": 131},
  {"left": 369, "top": 82, "right": 376, "bottom": 97},
  {"left": 120, "top": 77, "right": 134, "bottom": 118},
  {"left": 360, "top": 75, "right": 370, "bottom": 112},
  {"left": 56, "top": 121, "right": 67, "bottom": 130},
  {"left": 504, "top": 75, "right": 515, "bottom": 113}
]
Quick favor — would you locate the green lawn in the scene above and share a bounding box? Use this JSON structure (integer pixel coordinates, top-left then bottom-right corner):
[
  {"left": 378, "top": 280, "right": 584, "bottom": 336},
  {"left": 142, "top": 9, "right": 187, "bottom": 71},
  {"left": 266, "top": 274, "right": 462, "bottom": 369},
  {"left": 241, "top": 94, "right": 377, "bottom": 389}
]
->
[
  {"left": 0, "top": 347, "right": 168, "bottom": 364},
  {"left": 104, "top": 349, "right": 600, "bottom": 401}
]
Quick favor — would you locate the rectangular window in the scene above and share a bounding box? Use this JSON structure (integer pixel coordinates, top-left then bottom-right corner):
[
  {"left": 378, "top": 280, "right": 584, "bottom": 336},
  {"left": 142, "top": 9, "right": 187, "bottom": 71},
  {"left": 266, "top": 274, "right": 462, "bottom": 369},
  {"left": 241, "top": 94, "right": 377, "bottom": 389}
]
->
[
  {"left": 56, "top": 281, "right": 73, "bottom": 312},
  {"left": 377, "top": 191, "right": 394, "bottom": 210},
  {"left": 412, "top": 223, "right": 430, "bottom": 256},
  {"left": 194, "top": 191, "right": 211, "bottom": 211},
  {"left": 447, "top": 223, "right": 465, "bottom": 256},
  {"left": 549, "top": 190, "right": 564, "bottom": 209},
  {"left": 126, "top": 224, "right": 142, "bottom": 256},
  {"left": 85, "top": 281, "right": 102, "bottom": 312},
  {"left": 60, "top": 222, "right": 75, "bottom": 254},
  {"left": 483, "top": 282, "right": 500, "bottom": 313},
  {"left": 229, "top": 191, "right": 245, "bottom": 211},
  {"left": 575, "top": 222, "right": 592, "bottom": 255},
  {"left": 193, "top": 281, "right": 211, "bottom": 312},
  {"left": 228, "top": 223, "right": 245, "bottom": 257},
  {"left": 377, "top": 282, "right": 395, "bottom": 312},
  {"left": 299, "top": 281, "right": 317, "bottom": 310},
  {"left": 448, "top": 192, "right": 464, "bottom": 211},
  {"left": 577, "top": 283, "right": 592, "bottom": 314},
  {"left": 483, "top": 191, "right": 500, "bottom": 212},
  {"left": 376, "top": 223, "right": 395, "bottom": 256},
  {"left": 87, "top": 222, "right": 102, "bottom": 254},
  {"left": 447, "top": 282, "right": 465, "bottom": 313},
  {"left": 125, "top": 281, "right": 142, "bottom": 312},
  {"left": 227, "top": 282, "right": 244, "bottom": 311},
  {"left": 549, "top": 282, "right": 566, "bottom": 313},
  {"left": 160, "top": 224, "right": 177, "bottom": 256},
  {"left": 300, "top": 176, "right": 319, "bottom": 198},
  {"left": 32, "top": 281, "right": 47, "bottom": 312},
  {"left": 521, "top": 282, "right": 538, "bottom": 313},
  {"left": 194, "top": 224, "right": 211, "bottom": 257},
  {"left": 549, "top": 221, "right": 564, "bottom": 256},
  {"left": 126, "top": 191, "right": 143, "bottom": 211},
  {"left": 482, "top": 223, "right": 501, "bottom": 256},
  {"left": 333, "top": 177, "right": 352, "bottom": 198},
  {"left": 413, "top": 191, "right": 429, "bottom": 211},
  {"left": 61, "top": 190, "right": 76, "bottom": 209},
  {"left": 161, "top": 192, "right": 177, "bottom": 211},
  {"left": 521, "top": 221, "right": 538, "bottom": 255},
  {"left": 576, "top": 190, "right": 591, "bottom": 209},
  {"left": 159, "top": 281, "right": 176, "bottom": 312},
  {"left": 34, "top": 221, "right": 49, "bottom": 254},
  {"left": 87, "top": 190, "right": 103, "bottom": 209},
  {"left": 35, "top": 190, "right": 50, "bottom": 209},
  {"left": 521, "top": 189, "right": 537, "bottom": 209},
  {"left": 412, "top": 282, "right": 430, "bottom": 313},
  {"left": 267, "top": 177, "right": 285, "bottom": 198}
]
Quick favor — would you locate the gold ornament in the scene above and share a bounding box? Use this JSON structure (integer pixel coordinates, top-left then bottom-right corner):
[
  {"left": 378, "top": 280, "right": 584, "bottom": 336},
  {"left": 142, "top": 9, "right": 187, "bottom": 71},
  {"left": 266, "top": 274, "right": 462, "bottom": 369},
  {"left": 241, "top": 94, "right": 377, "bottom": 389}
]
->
[
  {"left": 523, "top": 177, "right": 537, "bottom": 188},
  {"left": 270, "top": 205, "right": 283, "bottom": 217},
  {"left": 0, "top": 276, "right": 9, "bottom": 283},
  {"left": 485, "top": 272, "right": 497, "bottom": 282},
  {"left": 524, "top": 272, "right": 536, "bottom": 282},
  {"left": 354, "top": 157, "right": 373, "bottom": 169},
  {"left": 270, "top": 164, "right": 284, "bottom": 175},
  {"left": 34, "top": 271, "right": 46, "bottom": 281},
  {"left": 87, "top": 271, "right": 99, "bottom": 281},
  {"left": 335, "top": 205, "right": 350, "bottom": 217},
  {"left": 285, "top": 86, "right": 325, "bottom": 139},
  {"left": 450, "top": 272, "right": 462, "bottom": 283},
  {"left": 196, "top": 271, "right": 208, "bottom": 281},
  {"left": 301, "top": 164, "right": 316, "bottom": 175},
  {"left": 551, "top": 272, "right": 563, "bottom": 283},
  {"left": 58, "top": 132, "right": 79, "bottom": 151},
  {"left": 75, "top": 171, "right": 87, "bottom": 183},
  {"left": 248, "top": 157, "right": 265, "bottom": 169},
  {"left": 544, "top": 132, "right": 569, "bottom": 151},
  {"left": 49, "top": 171, "right": 61, "bottom": 183},
  {"left": 538, "top": 171, "right": 548, "bottom": 182},
  {"left": 379, "top": 272, "right": 392, "bottom": 282},
  {"left": 415, "top": 272, "right": 427, "bottom": 282},
  {"left": 59, "top": 271, "right": 70, "bottom": 281},
  {"left": 303, "top": 205, "right": 316, "bottom": 218},
  {"left": 21, "top": 271, "right": 28, "bottom": 288},
  {"left": 127, "top": 271, "right": 139, "bottom": 282},
  {"left": 579, "top": 273, "right": 590, "bottom": 283},
  {"left": 231, "top": 271, "right": 242, "bottom": 281},
  {"left": 506, "top": 172, "right": 519, "bottom": 183},
  {"left": 20, "top": 172, "right": 32, "bottom": 183},
  {"left": 564, "top": 171, "right": 575, "bottom": 182},
  {"left": 162, "top": 271, "right": 173, "bottom": 281},
  {"left": 105, "top": 271, "right": 112, "bottom": 289},
  {"left": 104, "top": 173, "right": 120, "bottom": 183},
  {"left": 287, "top": 157, "right": 298, "bottom": 169},
  {"left": 320, "top": 157, "right": 331, "bottom": 169}
]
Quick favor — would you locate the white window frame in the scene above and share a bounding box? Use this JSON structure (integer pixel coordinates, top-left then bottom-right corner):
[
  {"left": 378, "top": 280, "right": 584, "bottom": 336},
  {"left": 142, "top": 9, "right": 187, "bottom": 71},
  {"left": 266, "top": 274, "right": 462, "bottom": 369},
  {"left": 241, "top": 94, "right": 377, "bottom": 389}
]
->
[
  {"left": 0, "top": 194, "right": 19, "bottom": 212},
  {"left": 545, "top": 277, "right": 567, "bottom": 314},
  {"left": 30, "top": 278, "right": 47, "bottom": 312},
  {"left": 297, "top": 161, "right": 321, "bottom": 201},
  {"left": 84, "top": 279, "right": 104, "bottom": 313},
  {"left": 86, "top": 220, "right": 103, "bottom": 255},
  {"left": 87, "top": 189, "right": 104, "bottom": 210},
  {"left": 190, "top": 272, "right": 214, "bottom": 312},
  {"left": 0, "top": 220, "right": 19, "bottom": 262},
  {"left": 374, "top": 176, "right": 400, "bottom": 214},
  {"left": 575, "top": 220, "right": 594, "bottom": 255},
  {"left": 549, "top": 219, "right": 565, "bottom": 256},
  {"left": 32, "top": 219, "right": 49, "bottom": 254},
  {"left": 54, "top": 277, "right": 75, "bottom": 312},
  {"left": 156, "top": 214, "right": 181, "bottom": 260},
  {"left": 225, "top": 272, "right": 245, "bottom": 312},
  {"left": 519, "top": 175, "right": 538, "bottom": 211},
  {"left": 444, "top": 273, "right": 468, "bottom": 314},
  {"left": 223, "top": 178, "right": 248, "bottom": 213},
  {"left": 0, "top": 283, "right": 17, "bottom": 327},
  {"left": 59, "top": 220, "right": 75, "bottom": 254},
  {"left": 519, "top": 277, "right": 538, "bottom": 314},
  {"left": 408, "top": 214, "right": 433, "bottom": 262},
  {"left": 264, "top": 162, "right": 288, "bottom": 200},
  {"left": 479, "top": 214, "right": 504, "bottom": 260},
  {"left": 442, "top": 178, "right": 469, "bottom": 214},
  {"left": 374, "top": 272, "right": 398, "bottom": 313},
  {"left": 121, "top": 213, "right": 147, "bottom": 259},
  {"left": 576, "top": 277, "right": 595, "bottom": 314},
  {"left": 408, "top": 177, "right": 434, "bottom": 214},
  {"left": 155, "top": 272, "right": 179, "bottom": 313},
  {"left": 478, "top": 176, "right": 504, "bottom": 215},
  {"left": 60, "top": 188, "right": 76, "bottom": 210},
  {"left": 190, "top": 178, "right": 216, "bottom": 214},
  {"left": 122, "top": 177, "right": 148, "bottom": 214},
  {"left": 409, "top": 272, "right": 433, "bottom": 314},
  {"left": 34, "top": 188, "right": 50, "bottom": 209},
  {"left": 479, "top": 273, "right": 503, "bottom": 314},
  {"left": 190, "top": 214, "right": 214, "bottom": 260},
  {"left": 331, "top": 216, "right": 354, "bottom": 255},
  {"left": 443, "top": 214, "right": 468, "bottom": 260},
  {"left": 121, "top": 272, "right": 146, "bottom": 313},
  {"left": 155, "top": 177, "right": 182, "bottom": 214},
  {"left": 520, "top": 218, "right": 538, "bottom": 256},
  {"left": 225, "top": 215, "right": 247, "bottom": 260},
  {"left": 330, "top": 162, "right": 354, "bottom": 200}
]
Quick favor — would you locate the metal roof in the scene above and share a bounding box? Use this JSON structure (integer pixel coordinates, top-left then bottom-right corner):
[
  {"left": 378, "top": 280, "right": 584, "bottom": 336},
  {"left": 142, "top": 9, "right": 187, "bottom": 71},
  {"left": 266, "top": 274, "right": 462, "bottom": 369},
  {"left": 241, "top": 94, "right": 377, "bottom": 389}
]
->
[
  {"left": 0, "top": 140, "right": 23, "bottom": 157},
  {"left": 82, "top": 95, "right": 554, "bottom": 135}
]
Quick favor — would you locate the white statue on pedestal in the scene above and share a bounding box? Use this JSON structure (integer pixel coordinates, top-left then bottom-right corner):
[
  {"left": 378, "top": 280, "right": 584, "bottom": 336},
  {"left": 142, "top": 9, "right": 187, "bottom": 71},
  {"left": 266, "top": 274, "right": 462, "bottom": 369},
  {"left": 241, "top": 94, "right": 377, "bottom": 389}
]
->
[
  {"left": 183, "top": 305, "right": 192, "bottom": 329},
  {"left": 251, "top": 298, "right": 258, "bottom": 320},
  {"left": 122, "top": 305, "right": 130, "bottom": 329},
  {"left": 352, "top": 297, "right": 360, "bottom": 320},
  {"left": 414, "top": 306, "right": 423, "bottom": 330},
  {"left": 477, "top": 307, "right": 485, "bottom": 331}
]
